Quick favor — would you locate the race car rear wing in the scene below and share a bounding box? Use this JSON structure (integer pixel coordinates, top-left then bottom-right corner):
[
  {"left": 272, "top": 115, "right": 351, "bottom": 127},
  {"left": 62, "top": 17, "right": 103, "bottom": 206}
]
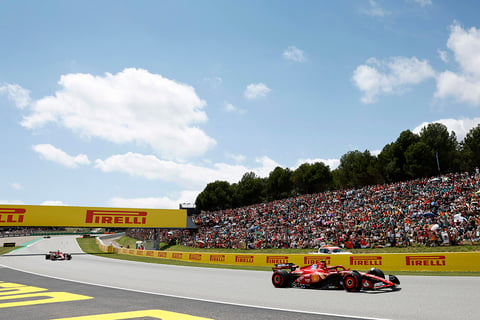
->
[{"left": 272, "top": 262, "right": 298, "bottom": 271}]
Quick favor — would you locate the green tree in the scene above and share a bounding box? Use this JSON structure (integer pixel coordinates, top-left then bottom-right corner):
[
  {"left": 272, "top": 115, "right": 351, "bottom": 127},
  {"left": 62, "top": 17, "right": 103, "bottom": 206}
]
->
[
  {"left": 236, "top": 172, "right": 266, "bottom": 206},
  {"left": 291, "top": 162, "right": 333, "bottom": 194},
  {"left": 460, "top": 124, "right": 480, "bottom": 171},
  {"left": 418, "top": 123, "right": 459, "bottom": 175},
  {"left": 266, "top": 166, "right": 293, "bottom": 201},
  {"left": 334, "top": 150, "right": 381, "bottom": 188},
  {"left": 377, "top": 130, "right": 419, "bottom": 182},
  {"left": 404, "top": 141, "right": 435, "bottom": 178},
  {"left": 195, "top": 180, "right": 233, "bottom": 211}
]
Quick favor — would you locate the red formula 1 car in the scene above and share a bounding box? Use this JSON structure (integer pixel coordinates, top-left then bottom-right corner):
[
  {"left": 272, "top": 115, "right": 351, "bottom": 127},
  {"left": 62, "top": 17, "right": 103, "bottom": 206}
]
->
[
  {"left": 45, "top": 250, "right": 72, "bottom": 261},
  {"left": 272, "top": 261, "right": 399, "bottom": 292}
]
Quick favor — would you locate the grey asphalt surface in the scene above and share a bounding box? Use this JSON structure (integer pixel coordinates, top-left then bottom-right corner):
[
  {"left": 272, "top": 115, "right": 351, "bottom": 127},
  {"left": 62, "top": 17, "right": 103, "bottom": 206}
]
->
[{"left": 1, "top": 235, "right": 478, "bottom": 320}]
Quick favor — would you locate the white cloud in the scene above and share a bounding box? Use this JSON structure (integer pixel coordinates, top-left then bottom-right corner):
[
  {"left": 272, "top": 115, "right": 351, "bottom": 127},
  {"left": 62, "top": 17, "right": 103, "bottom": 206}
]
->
[
  {"left": 244, "top": 83, "right": 271, "bottom": 99},
  {"left": 435, "top": 23, "right": 480, "bottom": 106},
  {"left": 0, "top": 83, "right": 31, "bottom": 109},
  {"left": 225, "top": 152, "right": 246, "bottom": 163},
  {"left": 412, "top": 117, "right": 480, "bottom": 141},
  {"left": 108, "top": 190, "right": 200, "bottom": 209},
  {"left": 361, "top": 0, "right": 391, "bottom": 17},
  {"left": 295, "top": 158, "right": 340, "bottom": 170},
  {"left": 203, "top": 76, "right": 223, "bottom": 89},
  {"left": 11, "top": 182, "right": 22, "bottom": 190},
  {"left": 413, "top": 0, "right": 432, "bottom": 7},
  {"left": 224, "top": 102, "right": 245, "bottom": 114},
  {"left": 95, "top": 152, "right": 280, "bottom": 189},
  {"left": 283, "top": 46, "right": 307, "bottom": 63},
  {"left": 0, "top": 200, "right": 24, "bottom": 204},
  {"left": 41, "top": 200, "right": 67, "bottom": 206},
  {"left": 352, "top": 56, "right": 435, "bottom": 103},
  {"left": 438, "top": 49, "right": 448, "bottom": 62},
  {"left": 33, "top": 144, "right": 90, "bottom": 168},
  {"left": 21, "top": 68, "right": 216, "bottom": 160}
]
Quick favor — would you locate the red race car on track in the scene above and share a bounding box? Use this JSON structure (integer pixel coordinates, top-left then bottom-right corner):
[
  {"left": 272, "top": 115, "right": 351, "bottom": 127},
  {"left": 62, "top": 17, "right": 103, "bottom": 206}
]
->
[
  {"left": 45, "top": 250, "right": 72, "bottom": 261},
  {"left": 272, "top": 261, "right": 400, "bottom": 292}
]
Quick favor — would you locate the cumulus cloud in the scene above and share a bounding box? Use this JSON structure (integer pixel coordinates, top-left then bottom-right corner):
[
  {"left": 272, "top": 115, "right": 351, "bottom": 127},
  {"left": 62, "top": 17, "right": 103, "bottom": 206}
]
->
[
  {"left": 295, "top": 158, "right": 340, "bottom": 170},
  {"left": 244, "top": 83, "right": 271, "bottom": 99},
  {"left": 361, "top": 0, "right": 391, "bottom": 17},
  {"left": 0, "top": 200, "right": 24, "bottom": 204},
  {"left": 224, "top": 102, "right": 245, "bottom": 114},
  {"left": 412, "top": 117, "right": 480, "bottom": 141},
  {"left": 108, "top": 190, "right": 201, "bottom": 209},
  {"left": 435, "top": 23, "right": 480, "bottom": 106},
  {"left": 413, "top": 0, "right": 432, "bottom": 7},
  {"left": 283, "top": 46, "right": 307, "bottom": 63},
  {"left": 41, "top": 200, "right": 67, "bottom": 206},
  {"left": 33, "top": 144, "right": 90, "bottom": 168},
  {"left": 21, "top": 68, "right": 216, "bottom": 160},
  {"left": 225, "top": 152, "right": 246, "bottom": 163},
  {"left": 95, "top": 152, "right": 280, "bottom": 189},
  {"left": 0, "top": 83, "right": 31, "bottom": 109},
  {"left": 438, "top": 49, "right": 448, "bottom": 62},
  {"left": 11, "top": 182, "right": 22, "bottom": 190},
  {"left": 352, "top": 56, "right": 435, "bottom": 103}
]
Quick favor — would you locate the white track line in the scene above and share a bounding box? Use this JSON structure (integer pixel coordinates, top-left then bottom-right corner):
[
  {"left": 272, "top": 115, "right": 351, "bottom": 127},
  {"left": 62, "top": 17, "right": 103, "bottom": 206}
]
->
[{"left": 0, "top": 264, "right": 390, "bottom": 320}]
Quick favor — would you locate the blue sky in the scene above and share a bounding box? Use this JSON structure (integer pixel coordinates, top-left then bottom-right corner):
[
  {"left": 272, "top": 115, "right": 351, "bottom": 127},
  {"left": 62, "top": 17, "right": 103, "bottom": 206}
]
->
[{"left": 1, "top": 0, "right": 480, "bottom": 209}]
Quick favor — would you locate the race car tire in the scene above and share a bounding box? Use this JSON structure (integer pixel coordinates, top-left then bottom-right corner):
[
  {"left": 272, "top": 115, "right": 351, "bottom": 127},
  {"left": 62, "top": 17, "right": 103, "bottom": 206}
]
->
[
  {"left": 45, "top": 254, "right": 50, "bottom": 260},
  {"left": 272, "top": 270, "right": 292, "bottom": 288},
  {"left": 66, "top": 254, "right": 72, "bottom": 260},
  {"left": 343, "top": 271, "right": 362, "bottom": 292},
  {"left": 368, "top": 268, "right": 385, "bottom": 279}
]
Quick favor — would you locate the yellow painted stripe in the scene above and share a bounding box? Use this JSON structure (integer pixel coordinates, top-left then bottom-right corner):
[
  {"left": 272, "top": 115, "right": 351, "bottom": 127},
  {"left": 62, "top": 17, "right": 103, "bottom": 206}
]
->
[
  {"left": 0, "top": 292, "right": 93, "bottom": 308},
  {"left": 52, "top": 309, "right": 214, "bottom": 320}
]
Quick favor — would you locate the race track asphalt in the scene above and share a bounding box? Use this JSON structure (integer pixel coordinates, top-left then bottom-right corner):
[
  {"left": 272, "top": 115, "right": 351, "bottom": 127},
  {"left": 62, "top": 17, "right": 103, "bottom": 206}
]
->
[{"left": 1, "top": 235, "right": 478, "bottom": 320}]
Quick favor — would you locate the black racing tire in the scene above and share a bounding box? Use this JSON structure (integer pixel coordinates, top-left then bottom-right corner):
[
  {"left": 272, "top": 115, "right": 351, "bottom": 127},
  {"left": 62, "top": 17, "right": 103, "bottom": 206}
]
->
[
  {"left": 66, "top": 254, "right": 72, "bottom": 260},
  {"left": 272, "top": 270, "right": 292, "bottom": 288},
  {"left": 368, "top": 268, "right": 385, "bottom": 279},
  {"left": 343, "top": 271, "right": 362, "bottom": 292},
  {"left": 45, "top": 254, "right": 50, "bottom": 260}
]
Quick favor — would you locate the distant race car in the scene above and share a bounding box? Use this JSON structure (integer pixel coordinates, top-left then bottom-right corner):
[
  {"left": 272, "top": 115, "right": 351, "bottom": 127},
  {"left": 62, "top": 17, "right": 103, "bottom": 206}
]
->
[
  {"left": 272, "top": 261, "right": 400, "bottom": 292},
  {"left": 45, "top": 250, "right": 72, "bottom": 261}
]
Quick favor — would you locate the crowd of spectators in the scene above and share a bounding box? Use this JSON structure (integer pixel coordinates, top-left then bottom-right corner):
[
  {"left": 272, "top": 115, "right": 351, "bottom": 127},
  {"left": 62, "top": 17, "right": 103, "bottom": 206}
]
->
[
  {"left": 0, "top": 227, "right": 65, "bottom": 238},
  {"left": 127, "top": 171, "right": 480, "bottom": 250}
]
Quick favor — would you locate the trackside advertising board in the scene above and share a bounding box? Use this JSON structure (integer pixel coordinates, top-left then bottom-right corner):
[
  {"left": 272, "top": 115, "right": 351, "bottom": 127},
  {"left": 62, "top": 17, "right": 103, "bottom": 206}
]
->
[
  {"left": 0, "top": 205, "right": 187, "bottom": 228},
  {"left": 114, "top": 246, "right": 480, "bottom": 272}
]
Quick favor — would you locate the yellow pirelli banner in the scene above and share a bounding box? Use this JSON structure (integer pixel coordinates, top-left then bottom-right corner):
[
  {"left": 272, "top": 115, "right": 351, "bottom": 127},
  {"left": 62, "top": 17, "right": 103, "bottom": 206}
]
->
[
  {"left": 0, "top": 205, "right": 187, "bottom": 228},
  {"left": 115, "top": 249, "right": 480, "bottom": 272}
]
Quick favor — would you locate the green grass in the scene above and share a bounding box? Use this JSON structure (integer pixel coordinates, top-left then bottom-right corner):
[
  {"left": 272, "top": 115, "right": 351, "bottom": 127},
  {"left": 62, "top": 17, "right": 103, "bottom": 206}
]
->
[
  {"left": 75, "top": 237, "right": 480, "bottom": 276},
  {"left": 0, "top": 247, "right": 18, "bottom": 255}
]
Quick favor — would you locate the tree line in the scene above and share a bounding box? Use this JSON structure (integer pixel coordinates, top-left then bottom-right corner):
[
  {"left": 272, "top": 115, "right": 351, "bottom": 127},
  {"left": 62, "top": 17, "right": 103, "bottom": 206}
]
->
[{"left": 195, "top": 123, "right": 480, "bottom": 211}]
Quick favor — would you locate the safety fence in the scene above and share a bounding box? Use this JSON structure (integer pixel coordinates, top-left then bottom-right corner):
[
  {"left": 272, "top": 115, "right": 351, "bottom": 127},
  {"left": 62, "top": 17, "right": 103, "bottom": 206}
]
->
[{"left": 96, "top": 238, "right": 480, "bottom": 272}]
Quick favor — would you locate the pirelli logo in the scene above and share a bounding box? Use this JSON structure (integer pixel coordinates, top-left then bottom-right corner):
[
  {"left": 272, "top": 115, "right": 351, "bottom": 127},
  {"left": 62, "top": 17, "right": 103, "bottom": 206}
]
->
[
  {"left": 304, "top": 256, "right": 331, "bottom": 265},
  {"left": 146, "top": 251, "right": 154, "bottom": 257},
  {"left": 157, "top": 252, "right": 167, "bottom": 258},
  {"left": 266, "top": 256, "right": 289, "bottom": 264},
  {"left": 350, "top": 256, "right": 382, "bottom": 266},
  {"left": 136, "top": 250, "right": 143, "bottom": 256},
  {"left": 235, "top": 255, "right": 254, "bottom": 263},
  {"left": 210, "top": 255, "right": 225, "bottom": 262},
  {"left": 128, "top": 249, "right": 135, "bottom": 255},
  {"left": 172, "top": 253, "right": 183, "bottom": 259},
  {"left": 0, "top": 208, "right": 26, "bottom": 223},
  {"left": 85, "top": 210, "right": 147, "bottom": 225},
  {"left": 189, "top": 254, "right": 202, "bottom": 261},
  {"left": 406, "top": 255, "right": 446, "bottom": 266}
]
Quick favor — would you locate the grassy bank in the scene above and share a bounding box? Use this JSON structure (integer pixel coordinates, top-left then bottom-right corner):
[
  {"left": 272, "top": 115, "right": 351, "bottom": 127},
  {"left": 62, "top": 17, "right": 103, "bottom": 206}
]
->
[{"left": 76, "top": 236, "right": 480, "bottom": 276}]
